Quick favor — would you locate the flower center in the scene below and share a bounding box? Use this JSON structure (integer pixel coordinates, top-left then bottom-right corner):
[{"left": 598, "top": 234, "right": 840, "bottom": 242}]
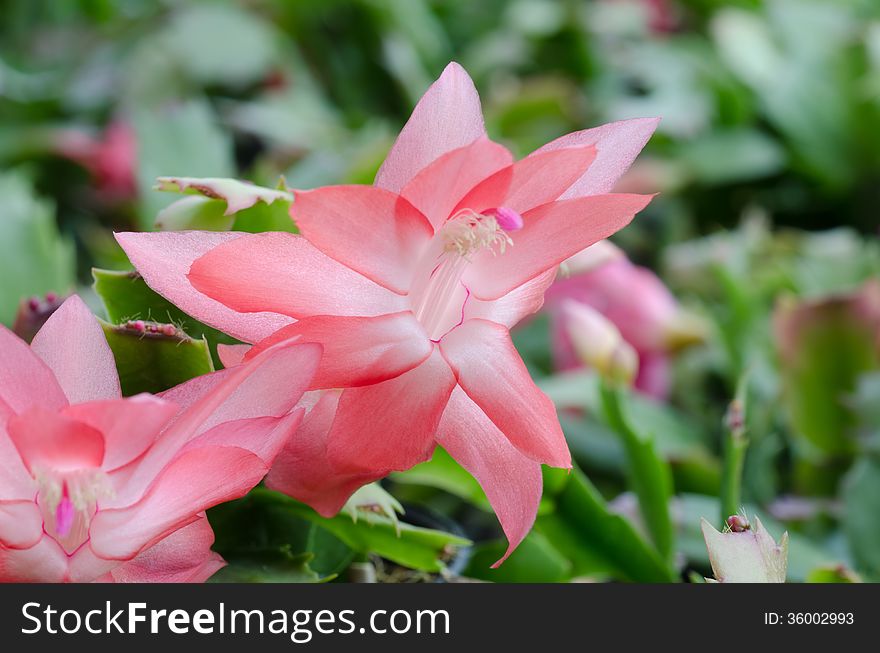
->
[
  {"left": 412, "top": 207, "right": 523, "bottom": 340},
  {"left": 34, "top": 467, "right": 113, "bottom": 554}
]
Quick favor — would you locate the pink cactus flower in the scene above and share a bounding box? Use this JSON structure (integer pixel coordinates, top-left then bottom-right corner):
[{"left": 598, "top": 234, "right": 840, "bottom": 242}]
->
[
  {"left": 116, "top": 63, "right": 657, "bottom": 563},
  {"left": 55, "top": 120, "right": 138, "bottom": 199},
  {"left": 0, "top": 295, "right": 320, "bottom": 582},
  {"left": 544, "top": 241, "right": 704, "bottom": 398}
]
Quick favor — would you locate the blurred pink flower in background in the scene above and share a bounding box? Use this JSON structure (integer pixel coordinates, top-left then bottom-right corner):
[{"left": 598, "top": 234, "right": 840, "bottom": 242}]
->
[
  {"left": 0, "top": 296, "right": 319, "bottom": 582},
  {"left": 116, "top": 62, "right": 658, "bottom": 563},
  {"left": 544, "top": 241, "right": 705, "bottom": 398},
  {"left": 55, "top": 120, "right": 138, "bottom": 200}
]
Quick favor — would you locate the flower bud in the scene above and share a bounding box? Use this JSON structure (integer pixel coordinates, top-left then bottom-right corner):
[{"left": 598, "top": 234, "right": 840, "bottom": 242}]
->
[
  {"left": 561, "top": 300, "right": 639, "bottom": 386},
  {"left": 701, "top": 516, "right": 788, "bottom": 583}
]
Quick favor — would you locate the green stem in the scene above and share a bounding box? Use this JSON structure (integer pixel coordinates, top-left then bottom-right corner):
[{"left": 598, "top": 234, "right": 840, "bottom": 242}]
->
[
  {"left": 719, "top": 384, "right": 749, "bottom": 526},
  {"left": 599, "top": 380, "right": 675, "bottom": 565}
]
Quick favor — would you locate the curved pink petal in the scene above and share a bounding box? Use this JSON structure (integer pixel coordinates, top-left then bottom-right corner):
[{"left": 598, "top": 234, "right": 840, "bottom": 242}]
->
[
  {"left": 465, "top": 193, "right": 654, "bottom": 301},
  {"left": 115, "top": 231, "right": 293, "bottom": 343},
  {"left": 439, "top": 319, "right": 570, "bottom": 468},
  {"left": 464, "top": 268, "right": 557, "bottom": 329},
  {"left": 90, "top": 445, "right": 268, "bottom": 561},
  {"left": 401, "top": 137, "right": 513, "bottom": 229},
  {"left": 327, "top": 348, "right": 455, "bottom": 474},
  {"left": 8, "top": 408, "right": 104, "bottom": 473},
  {"left": 66, "top": 545, "right": 118, "bottom": 583},
  {"left": 111, "top": 340, "right": 321, "bottom": 507},
  {"left": 30, "top": 295, "right": 121, "bottom": 404},
  {"left": 0, "top": 397, "right": 36, "bottom": 499},
  {"left": 188, "top": 232, "right": 405, "bottom": 320},
  {"left": 244, "top": 312, "right": 432, "bottom": 389},
  {"left": 454, "top": 145, "right": 597, "bottom": 215},
  {"left": 291, "top": 186, "right": 434, "bottom": 294},
  {"left": 106, "top": 516, "right": 224, "bottom": 583},
  {"left": 182, "top": 408, "right": 305, "bottom": 467},
  {"left": 375, "top": 62, "right": 486, "bottom": 193},
  {"left": 217, "top": 343, "right": 250, "bottom": 368},
  {"left": 266, "top": 392, "right": 382, "bottom": 516},
  {"left": 62, "top": 395, "right": 178, "bottom": 472},
  {"left": 437, "top": 387, "right": 543, "bottom": 566},
  {"left": 0, "top": 325, "right": 67, "bottom": 413},
  {"left": 0, "top": 536, "right": 68, "bottom": 582},
  {"left": 0, "top": 500, "right": 44, "bottom": 549},
  {"left": 534, "top": 117, "right": 660, "bottom": 197}
]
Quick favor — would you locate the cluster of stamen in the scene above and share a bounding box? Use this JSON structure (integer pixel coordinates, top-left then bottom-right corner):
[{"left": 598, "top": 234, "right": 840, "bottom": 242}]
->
[
  {"left": 441, "top": 209, "right": 514, "bottom": 259},
  {"left": 413, "top": 206, "right": 523, "bottom": 340},
  {"left": 35, "top": 468, "right": 114, "bottom": 541}
]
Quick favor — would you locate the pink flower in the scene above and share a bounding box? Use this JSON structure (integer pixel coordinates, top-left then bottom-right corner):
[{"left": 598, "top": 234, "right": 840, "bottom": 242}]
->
[
  {"left": 544, "top": 241, "right": 704, "bottom": 398},
  {"left": 0, "top": 295, "right": 320, "bottom": 582},
  {"left": 116, "top": 63, "right": 657, "bottom": 563},
  {"left": 55, "top": 120, "right": 138, "bottom": 199}
]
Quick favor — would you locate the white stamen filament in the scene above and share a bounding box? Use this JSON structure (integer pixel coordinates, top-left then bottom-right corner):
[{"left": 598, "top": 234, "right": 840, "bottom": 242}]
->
[{"left": 413, "top": 209, "right": 515, "bottom": 338}]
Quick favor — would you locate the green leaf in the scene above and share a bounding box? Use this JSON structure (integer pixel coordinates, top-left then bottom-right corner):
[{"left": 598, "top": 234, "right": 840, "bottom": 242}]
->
[
  {"left": 774, "top": 283, "right": 880, "bottom": 460},
  {"left": 210, "top": 550, "right": 323, "bottom": 583},
  {"left": 153, "top": 176, "right": 295, "bottom": 233},
  {"left": 392, "top": 447, "right": 491, "bottom": 512},
  {"left": 841, "top": 456, "right": 880, "bottom": 578},
  {"left": 0, "top": 172, "right": 75, "bottom": 326},
  {"left": 599, "top": 381, "right": 675, "bottom": 563},
  {"left": 209, "top": 494, "right": 349, "bottom": 582},
  {"left": 133, "top": 100, "right": 235, "bottom": 230},
  {"left": 162, "top": 4, "right": 279, "bottom": 87},
  {"left": 805, "top": 565, "right": 862, "bottom": 583},
  {"left": 535, "top": 466, "right": 676, "bottom": 582},
  {"left": 93, "top": 268, "right": 239, "bottom": 366},
  {"left": 679, "top": 128, "right": 786, "bottom": 185},
  {"left": 463, "top": 532, "right": 572, "bottom": 583},
  {"left": 539, "top": 371, "right": 714, "bottom": 461},
  {"left": 257, "top": 489, "right": 470, "bottom": 573},
  {"left": 100, "top": 319, "right": 214, "bottom": 395}
]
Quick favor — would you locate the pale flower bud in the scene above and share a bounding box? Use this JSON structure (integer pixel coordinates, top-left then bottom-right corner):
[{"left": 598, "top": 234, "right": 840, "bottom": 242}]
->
[
  {"left": 561, "top": 299, "right": 639, "bottom": 386},
  {"left": 701, "top": 516, "right": 788, "bottom": 583}
]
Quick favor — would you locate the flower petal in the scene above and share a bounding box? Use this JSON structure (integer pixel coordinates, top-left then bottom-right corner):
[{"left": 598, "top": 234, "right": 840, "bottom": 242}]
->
[
  {"left": 375, "top": 62, "right": 486, "bottom": 193},
  {"left": 0, "top": 325, "right": 67, "bottom": 413},
  {"left": 454, "top": 145, "right": 597, "bottom": 215},
  {"left": 112, "top": 340, "right": 321, "bottom": 508},
  {"left": 0, "top": 536, "right": 68, "bottom": 582},
  {"left": 62, "top": 395, "right": 178, "bottom": 472},
  {"left": 437, "top": 387, "right": 542, "bottom": 566},
  {"left": 90, "top": 445, "right": 268, "bottom": 561},
  {"left": 8, "top": 408, "right": 105, "bottom": 473},
  {"left": 30, "top": 295, "right": 121, "bottom": 404},
  {"left": 439, "top": 319, "right": 570, "bottom": 467},
  {"left": 0, "top": 500, "right": 44, "bottom": 550},
  {"left": 291, "top": 186, "right": 434, "bottom": 294},
  {"left": 327, "top": 348, "right": 455, "bottom": 474},
  {"left": 534, "top": 117, "right": 660, "bottom": 197},
  {"left": 182, "top": 409, "right": 305, "bottom": 467},
  {"left": 106, "top": 516, "right": 225, "bottom": 583},
  {"left": 115, "top": 231, "right": 293, "bottom": 343},
  {"left": 401, "top": 137, "right": 513, "bottom": 229},
  {"left": 265, "top": 392, "right": 382, "bottom": 516},
  {"left": 188, "top": 232, "right": 405, "bottom": 319},
  {"left": 465, "top": 193, "right": 654, "bottom": 300},
  {"left": 464, "top": 268, "right": 556, "bottom": 329},
  {"left": 217, "top": 343, "right": 250, "bottom": 368},
  {"left": 244, "top": 312, "right": 432, "bottom": 389}
]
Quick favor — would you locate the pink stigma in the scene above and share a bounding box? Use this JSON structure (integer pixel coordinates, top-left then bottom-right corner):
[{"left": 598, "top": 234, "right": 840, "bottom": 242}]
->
[
  {"left": 55, "top": 488, "right": 75, "bottom": 538},
  {"left": 484, "top": 207, "right": 523, "bottom": 232}
]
